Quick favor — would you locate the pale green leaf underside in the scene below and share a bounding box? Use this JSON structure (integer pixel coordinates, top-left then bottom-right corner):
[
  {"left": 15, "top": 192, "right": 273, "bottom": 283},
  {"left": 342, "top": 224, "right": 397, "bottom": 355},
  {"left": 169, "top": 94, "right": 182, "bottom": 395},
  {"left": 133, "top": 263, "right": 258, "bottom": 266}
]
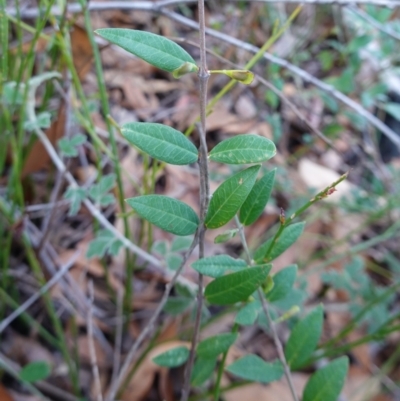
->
[
  {"left": 95, "top": 28, "right": 197, "bottom": 73},
  {"left": 254, "top": 222, "right": 305, "bottom": 263},
  {"left": 240, "top": 168, "right": 276, "bottom": 226},
  {"left": 209, "top": 134, "right": 276, "bottom": 164},
  {"left": 268, "top": 264, "right": 297, "bottom": 303},
  {"left": 191, "top": 254, "right": 247, "bottom": 278},
  {"left": 197, "top": 333, "right": 238, "bottom": 358},
  {"left": 122, "top": 123, "right": 198, "bottom": 165},
  {"left": 205, "top": 264, "right": 271, "bottom": 305},
  {"left": 19, "top": 361, "right": 51, "bottom": 383},
  {"left": 152, "top": 346, "right": 189, "bottom": 367},
  {"left": 226, "top": 355, "right": 284, "bottom": 384},
  {"left": 285, "top": 305, "right": 324, "bottom": 370},
  {"left": 126, "top": 195, "right": 199, "bottom": 236},
  {"left": 302, "top": 357, "right": 349, "bottom": 401},
  {"left": 205, "top": 165, "right": 261, "bottom": 229}
]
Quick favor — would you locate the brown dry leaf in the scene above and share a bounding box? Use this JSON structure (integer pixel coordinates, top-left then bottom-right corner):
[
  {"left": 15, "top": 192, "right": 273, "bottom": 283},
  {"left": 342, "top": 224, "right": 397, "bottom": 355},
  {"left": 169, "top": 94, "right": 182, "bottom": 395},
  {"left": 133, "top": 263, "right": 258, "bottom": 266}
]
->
[
  {"left": 21, "top": 104, "right": 66, "bottom": 177},
  {"left": 225, "top": 374, "right": 308, "bottom": 401},
  {"left": 71, "top": 25, "right": 93, "bottom": 80},
  {"left": 119, "top": 341, "right": 190, "bottom": 401},
  {"left": 0, "top": 384, "right": 14, "bottom": 401},
  {"left": 4, "top": 333, "right": 54, "bottom": 367}
]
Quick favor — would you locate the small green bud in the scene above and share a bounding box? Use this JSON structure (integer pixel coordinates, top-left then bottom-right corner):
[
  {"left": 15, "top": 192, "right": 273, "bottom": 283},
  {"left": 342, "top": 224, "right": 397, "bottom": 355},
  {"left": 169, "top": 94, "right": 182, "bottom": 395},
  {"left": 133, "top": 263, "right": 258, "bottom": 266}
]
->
[
  {"left": 172, "top": 62, "right": 199, "bottom": 78},
  {"left": 262, "top": 275, "right": 274, "bottom": 294}
]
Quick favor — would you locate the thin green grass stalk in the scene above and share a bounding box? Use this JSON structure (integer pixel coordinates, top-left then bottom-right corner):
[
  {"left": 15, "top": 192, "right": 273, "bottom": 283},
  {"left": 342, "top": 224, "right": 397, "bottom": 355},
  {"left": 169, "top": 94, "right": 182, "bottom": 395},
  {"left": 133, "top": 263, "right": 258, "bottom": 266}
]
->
[
  {"left": 306, "top": 219, "right": 400, "bottom": 276},
  {"left": 213, "top": 323, "right": 239, "bottom": 401},
  {"left": 78, "top": 0, "right": 136, "bottom": 312},
  {"left": 184, "top": 5, "right": 302, "bottom": 137},
  {"left": 22, "top": 240, "right": 81, "bottom": 395},
  {"left": 317, "top": 322, "right": 400, "bottom": 360},
  {"left": 322, "top": 281, "right": 400, "bottom": 348},
  {"left": 0, "top": 289, "right": 60, "bottom": 348},
  {"left": 0, "top": 195, "right": 80, "bottom": 393}
]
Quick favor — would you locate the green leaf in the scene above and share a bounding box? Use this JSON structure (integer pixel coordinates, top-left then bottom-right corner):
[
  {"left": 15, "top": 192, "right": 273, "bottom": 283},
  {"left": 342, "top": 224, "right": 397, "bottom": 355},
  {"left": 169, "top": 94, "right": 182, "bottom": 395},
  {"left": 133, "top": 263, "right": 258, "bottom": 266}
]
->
[
  {"left": 171, "top": 236, "right": 193, "bottom": 252},
  {"left": 152, "top": 346, "right": 190, "bottom": 368},
  {"left": 226, "top": 355, "right": 284, "bottom": 384},
  {"left": 205, "top": 264, "right": 271, "bottom": 305},
  {"left": 285, "top": 305, "right": 324, "bottom": 370},
  {"left": 64, "top": 187, "right": 87, "bottom": 216},
  {"left": 383, "top": 103, "right": 400, "bottom": 122},
  {"left": 191, "top": 357, "right": 217, "bottom": 386},
  {"left": 268, "top": 265, "right": 297, "bottom": 303},
  {"left": 126, "top": 195, "right": 199, "bottom": 236},
  {"left": 58, "top": 134, "right": 87, "bottom": 157},
  {"left": 191, "top": 255, "right": 247, "bottom": 278},
  {"left": 152, "top": 240, "right": 168, "bottom": 256},
  {"left": 302, "top": 357, "right": 349, "bottom": 401},
  {"left": 214, "top": 228, "right": 239, "bottom": 244},
  {"left": 209, "top": 135, "right": 276, "bottom": 165},
  {"left": 254, "top": 222, "right": 305, "bottom": 263},
  {"left": 19, "top": 361, "right": 51, "bottom": 383},
  {"left": 121, "top": 123, "right": 198, "bottom": 165},
  {"left": 240, "top": 169, "right": 276, "bottom": 226},
  {"left": 205, "top": 165, "right": 261, "bottom": 229},
  {"left": 235, "top": 299, "right": 262, "bottom": 326},
  {"left": 197, "top": 333, "right": 238, "bottom": 358},
  {"left": 86, "top": 229, "right": 124, "bottom": 259},
  {"left": 164, "top": 297, "right": 193, "bottom": 315},
  {"left": 89, "top": 174, "right": 116, "bottom": 206},
  {"left": 166, "top": 253, "right": 183, "bottom": 270},
  {"left": 95, "top": 29, "right": 198, "bottom": 74}
]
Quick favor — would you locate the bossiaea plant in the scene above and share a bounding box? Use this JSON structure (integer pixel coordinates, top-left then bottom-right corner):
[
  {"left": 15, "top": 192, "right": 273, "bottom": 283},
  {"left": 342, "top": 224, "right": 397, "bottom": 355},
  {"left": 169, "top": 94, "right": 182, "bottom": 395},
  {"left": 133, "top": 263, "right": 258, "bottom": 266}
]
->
[{"left": 96, "top": 14, "right": 349, "bottom": 401}]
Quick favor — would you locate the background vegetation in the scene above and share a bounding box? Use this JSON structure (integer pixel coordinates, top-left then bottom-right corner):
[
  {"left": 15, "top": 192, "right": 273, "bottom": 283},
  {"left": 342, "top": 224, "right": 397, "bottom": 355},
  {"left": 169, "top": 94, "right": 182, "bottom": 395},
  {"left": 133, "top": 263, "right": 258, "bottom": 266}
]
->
[{"left": 1, "top": 0, "right": 400, "bottom": 400}]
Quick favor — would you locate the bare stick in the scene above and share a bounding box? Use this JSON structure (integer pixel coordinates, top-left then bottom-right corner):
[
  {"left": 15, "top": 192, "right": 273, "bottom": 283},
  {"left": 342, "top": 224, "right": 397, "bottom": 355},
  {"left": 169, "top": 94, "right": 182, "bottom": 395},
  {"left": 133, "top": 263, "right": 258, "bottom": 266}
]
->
[
  {"left": 6, "top": 0, "right": 400, "bottom": 18},
  {"left": 106, "top": 231, "right": 200, "bottom": 401},
  {"left": 161, "top": 9, "right": 400, "bottom": 151},
  {"left": 235, "top": 216, "right": 299, "bottom": 401},
  {"left": 88, "top": 280, "right": 104, "bottom": 401},
  {"left": 0, "top": 251, "right": 79, "bottom": 333},
  {"left": 348, "top": 5, "right": 400, "bottom": 42}
]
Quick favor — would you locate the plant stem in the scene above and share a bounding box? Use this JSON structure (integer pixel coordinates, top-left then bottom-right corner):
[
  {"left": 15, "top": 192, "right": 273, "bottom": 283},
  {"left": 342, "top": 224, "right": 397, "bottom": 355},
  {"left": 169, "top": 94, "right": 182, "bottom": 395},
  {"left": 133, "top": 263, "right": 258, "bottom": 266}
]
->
[
  {"left": 235, "top": 216, "right": 299, "bottom": 401},
  {"left": 181, "top": 1, "right": 210, "bottom": 399},
  {"left": 263, "top": 172, "right": 349, "bottom": 261}
]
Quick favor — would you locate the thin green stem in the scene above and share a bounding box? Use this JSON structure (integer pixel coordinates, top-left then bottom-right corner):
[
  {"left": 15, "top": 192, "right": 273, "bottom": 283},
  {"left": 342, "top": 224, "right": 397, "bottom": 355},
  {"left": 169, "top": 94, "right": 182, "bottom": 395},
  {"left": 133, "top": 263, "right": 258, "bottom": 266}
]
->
[{"left": 263, "top": 172, "right": 349, "bottom": 262}]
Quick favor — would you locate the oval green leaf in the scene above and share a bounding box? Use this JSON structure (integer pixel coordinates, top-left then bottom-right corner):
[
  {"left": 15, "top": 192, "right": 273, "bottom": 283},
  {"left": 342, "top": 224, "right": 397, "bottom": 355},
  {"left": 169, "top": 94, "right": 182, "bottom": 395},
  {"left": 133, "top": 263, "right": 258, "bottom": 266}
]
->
[
  {"left": 226, "top": 355, "right": 284, "bottom": 384},
  {"left": 205, "top": 264, "right": 271, "bottom": 305},
  {"left": 19, "top": 361, "right": 51, "bottom": 383},
  {"left": 254, "top": 222, "right": 305, "bottom": 263},
  {"left": 209, "top": 135, "right": 276, "bottom": 165},
  {"left": 205, "top": 165, "right": 261, "bottom": 229},
  {"left": 152, "top": 346, "right": 189, "bottom": 367},
  {"left": 235, "top": 299, "right": 262, "bottom": 326},
  {"left": 191, "top": 357, "right": 217, "bottom": 386},
  {"left": 122, "top": 122, "right": 198, "bottom": 165},
  {"left": 126, "top": 195, "right": 199, "bottom": 236},
  {"left": 240, "top": 168, "right": 276, "bottom": 226},
  {"left": 95, "top": 29, "right": 198, "bottom": 74},
  {"left": 268, "top": 264, "right": 297, "bottom": 303},
  {"left": 197, "top": 333, "right": 238, "bottom": 358},
  {"left": 302, "top": 357, "right": 349, "bottom": 401},
  {"left": 191, "top": 255, "right": 247, "bottom": 278},
  {"left": 285, "top": 305, "right": 324, "bottom": 370}
]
